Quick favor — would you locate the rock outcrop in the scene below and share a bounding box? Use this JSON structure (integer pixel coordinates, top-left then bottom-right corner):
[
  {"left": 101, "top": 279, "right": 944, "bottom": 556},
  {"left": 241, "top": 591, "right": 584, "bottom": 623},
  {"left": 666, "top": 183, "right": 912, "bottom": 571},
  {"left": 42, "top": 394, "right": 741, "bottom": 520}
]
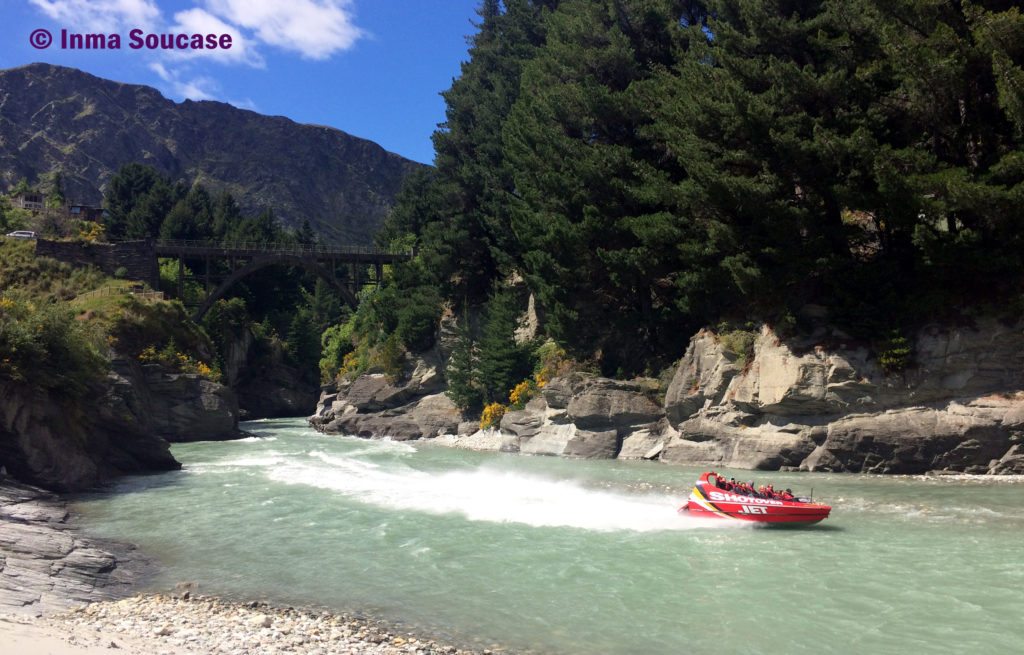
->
[
  {"left": 0, "top": 480, "right": 145, "bottom": 615},
  {"left": 307, "top": 318, "right": 1024, "bottom": 475},
  {"left": 0, "top": 360, "right": 243, "bottom": 492},
  {"left": 662, "top": 321, "right": 1024, "bottom": 474},
  {"left": 309, "top": 350, "right": 461, "bottom": 440},
  {"left": 490, "top": 374, "right": 666, "bottom": 460},
  {"left": 221, "top": 327, "right": 317, "bottom": 419}
]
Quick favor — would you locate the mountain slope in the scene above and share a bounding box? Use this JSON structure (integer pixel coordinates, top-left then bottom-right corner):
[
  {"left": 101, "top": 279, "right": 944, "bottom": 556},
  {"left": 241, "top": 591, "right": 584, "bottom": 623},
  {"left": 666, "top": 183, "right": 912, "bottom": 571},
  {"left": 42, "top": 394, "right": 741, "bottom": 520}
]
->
[{"left": 0, "top": 63, "right": 424, "bottom": 244}]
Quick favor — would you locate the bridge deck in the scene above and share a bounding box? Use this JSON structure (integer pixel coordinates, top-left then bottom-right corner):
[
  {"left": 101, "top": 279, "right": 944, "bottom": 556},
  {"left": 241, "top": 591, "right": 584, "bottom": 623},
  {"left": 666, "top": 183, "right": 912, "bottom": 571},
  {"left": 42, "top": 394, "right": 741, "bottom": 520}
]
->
[{"left": 154, "top": 239, "right": 411, "bottom": 263}]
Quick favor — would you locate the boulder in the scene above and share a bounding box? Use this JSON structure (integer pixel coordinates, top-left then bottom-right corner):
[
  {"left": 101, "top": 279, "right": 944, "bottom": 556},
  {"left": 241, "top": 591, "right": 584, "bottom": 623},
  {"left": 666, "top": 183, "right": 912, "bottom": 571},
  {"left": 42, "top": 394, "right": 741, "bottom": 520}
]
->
[
  {"left": 520, "top": 424, "right": 578, "bottom": 457},
  {"left": 408, "top": 393, "right": 461, "bottom": 438},
  {"left": 567, "top": 378, "right": 663, "bottom": 431},
  {"left": 618, "top": 422, "right": 669, "bottom": 460},
  {"left": 803, "top": 404, "right": 1013, "bottom": 474},
  {"left": 564, "top": 429, "right": 619, "bottom": 459},
  {"left": 310, "top": 350, "right": 455, "bottom": 441},
  {"left": 0, "top": 376, "right": 181, "bottom": 493}
]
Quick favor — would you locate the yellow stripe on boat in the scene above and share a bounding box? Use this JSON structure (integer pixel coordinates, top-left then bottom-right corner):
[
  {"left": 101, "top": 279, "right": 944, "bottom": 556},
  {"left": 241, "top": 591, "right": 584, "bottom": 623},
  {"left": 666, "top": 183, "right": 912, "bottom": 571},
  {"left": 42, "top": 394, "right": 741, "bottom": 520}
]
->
[{"left": 690, "top": 486, "right": 730, "bottom": 518}]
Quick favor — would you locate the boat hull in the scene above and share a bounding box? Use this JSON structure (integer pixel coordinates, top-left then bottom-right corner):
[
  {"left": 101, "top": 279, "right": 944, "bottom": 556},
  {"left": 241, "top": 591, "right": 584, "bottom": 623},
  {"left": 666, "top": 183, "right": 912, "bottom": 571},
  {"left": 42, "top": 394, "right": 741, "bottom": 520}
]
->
[{"left": 681, "top": 479, "right": 831, "bottom": 525}]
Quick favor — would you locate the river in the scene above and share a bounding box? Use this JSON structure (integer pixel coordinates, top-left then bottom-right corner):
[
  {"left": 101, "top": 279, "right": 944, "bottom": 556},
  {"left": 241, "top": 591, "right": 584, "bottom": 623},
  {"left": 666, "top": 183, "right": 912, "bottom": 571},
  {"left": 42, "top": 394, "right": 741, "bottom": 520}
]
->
[{"left": 72, "top": 418, "right": 1024, "bottom": 655}]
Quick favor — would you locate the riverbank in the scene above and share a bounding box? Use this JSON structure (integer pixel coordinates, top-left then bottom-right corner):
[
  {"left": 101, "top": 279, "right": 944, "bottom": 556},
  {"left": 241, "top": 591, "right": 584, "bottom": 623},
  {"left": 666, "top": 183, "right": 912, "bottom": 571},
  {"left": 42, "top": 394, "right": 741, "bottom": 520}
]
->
[
  {"left": 0, "top": 479, "right": 500, "bottom": 655},
  {"left": 0, "top": 480, "right": 149, "bottom": 615},
  {"left": 1, "top": 594, "right": 493, "bottom": 655}
]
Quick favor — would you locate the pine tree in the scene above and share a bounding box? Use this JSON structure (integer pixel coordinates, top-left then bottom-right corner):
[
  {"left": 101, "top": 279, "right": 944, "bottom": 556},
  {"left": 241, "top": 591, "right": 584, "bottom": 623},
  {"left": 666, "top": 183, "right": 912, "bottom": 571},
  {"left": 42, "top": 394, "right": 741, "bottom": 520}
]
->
[
  {"left": 104, "top": 164, "right": 165, "bottom": 239},
  {"left": 503, "top": 0, "right": 710, "bottom": 372},
  {"left": 211, "top": 192, "right": 243, "bottom": 240},
  {"left": 445, "top": 310, "right": 483, "bottom": 413},
  {"left": 477, "top": 287, "right": 532, "bottom": 403}
]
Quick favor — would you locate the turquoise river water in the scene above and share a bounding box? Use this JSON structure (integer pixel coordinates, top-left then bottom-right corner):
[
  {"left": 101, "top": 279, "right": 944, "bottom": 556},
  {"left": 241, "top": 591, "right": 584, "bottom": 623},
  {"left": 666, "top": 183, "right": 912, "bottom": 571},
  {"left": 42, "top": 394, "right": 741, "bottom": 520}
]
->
[{"left": 73, "top": 419, "right": 1024, "bottom": 655}]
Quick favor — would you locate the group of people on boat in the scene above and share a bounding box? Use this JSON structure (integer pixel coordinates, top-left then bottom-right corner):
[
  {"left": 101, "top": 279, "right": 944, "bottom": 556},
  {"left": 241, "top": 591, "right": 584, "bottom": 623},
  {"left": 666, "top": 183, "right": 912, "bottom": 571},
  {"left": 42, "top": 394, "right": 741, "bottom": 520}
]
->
[{"left": 708, "top": 471, "right": 797, "bottom": 501}]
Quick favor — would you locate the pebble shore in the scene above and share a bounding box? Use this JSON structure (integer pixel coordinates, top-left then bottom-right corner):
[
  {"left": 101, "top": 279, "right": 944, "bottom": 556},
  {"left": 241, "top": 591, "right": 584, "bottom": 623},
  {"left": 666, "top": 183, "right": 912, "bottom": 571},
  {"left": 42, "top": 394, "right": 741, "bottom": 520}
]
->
[
  {"left": 41, "top": 593, "right": 500, "bottom": 655},
  {"left": 1, "top": 481, "right": 510, "bottom": 655}
]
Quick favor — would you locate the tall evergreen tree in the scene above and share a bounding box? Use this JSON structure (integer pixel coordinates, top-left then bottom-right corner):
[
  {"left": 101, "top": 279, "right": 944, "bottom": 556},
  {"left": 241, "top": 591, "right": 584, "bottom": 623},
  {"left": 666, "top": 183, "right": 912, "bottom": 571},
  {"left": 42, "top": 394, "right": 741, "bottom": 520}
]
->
[
  {"left": 104, "top": 164, "right": 165, "bottom": 239},
  {"left": 504, "top": 0, "right": 713, "bottom": 372},
  {"left": 477, "top": 287, "right": 532, "bottom": 403},
  {"left": 445, "top": 310, "right": 483, "bottom": 413}
]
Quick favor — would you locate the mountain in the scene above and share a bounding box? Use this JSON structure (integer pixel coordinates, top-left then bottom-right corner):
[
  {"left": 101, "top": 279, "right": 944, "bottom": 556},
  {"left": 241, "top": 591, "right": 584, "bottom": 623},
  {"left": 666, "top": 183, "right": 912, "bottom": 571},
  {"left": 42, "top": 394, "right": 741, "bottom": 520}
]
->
[{"left": 0, "top": 63, "right": 424, "bottom": 244}]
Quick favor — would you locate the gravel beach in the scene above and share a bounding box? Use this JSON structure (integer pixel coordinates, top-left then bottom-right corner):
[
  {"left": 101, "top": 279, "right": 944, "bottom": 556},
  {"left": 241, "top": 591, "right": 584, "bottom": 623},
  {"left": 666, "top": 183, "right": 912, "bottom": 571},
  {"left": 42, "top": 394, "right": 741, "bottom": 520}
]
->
[{"left": 2, "top": 594, "right": 497, "bottom": 655}]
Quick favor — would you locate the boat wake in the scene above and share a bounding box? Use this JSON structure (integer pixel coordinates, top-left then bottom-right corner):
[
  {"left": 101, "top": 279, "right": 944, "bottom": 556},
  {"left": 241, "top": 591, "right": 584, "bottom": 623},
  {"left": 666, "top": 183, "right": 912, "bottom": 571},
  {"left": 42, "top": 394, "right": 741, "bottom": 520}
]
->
[{"left": 262, "top": 449, "right": 730, "bottom": 533}]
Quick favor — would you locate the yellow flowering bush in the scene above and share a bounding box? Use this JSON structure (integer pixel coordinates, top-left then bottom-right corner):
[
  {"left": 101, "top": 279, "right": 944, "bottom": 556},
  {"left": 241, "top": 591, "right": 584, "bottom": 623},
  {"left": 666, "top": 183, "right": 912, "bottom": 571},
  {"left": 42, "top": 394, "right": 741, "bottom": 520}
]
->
[
  {"left": 480, "top": 402, "right": 507, "bottom": 430},
  {"left": 77, "top": 221, "right": 105, "bottom": 243},
  {"left": 509, "top": 379, "right": 536, "bottom": 409},
  {"left": 137, "top": 341, "right": 220, "bottom": 381}
]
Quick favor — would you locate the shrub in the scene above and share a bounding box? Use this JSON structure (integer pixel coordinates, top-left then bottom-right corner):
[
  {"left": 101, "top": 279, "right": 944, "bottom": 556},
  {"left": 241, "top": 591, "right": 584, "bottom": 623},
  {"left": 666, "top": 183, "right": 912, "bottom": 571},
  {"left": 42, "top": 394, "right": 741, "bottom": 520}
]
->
[
  {"left": 0, "top": 292, "right": 107, "bottom": 394},
  {"left": 320, "top": 318, "right": 356, "bottom": 383},
  {"left": 137, "top": 339, "right": 221, "bottom": 381},
  {"left": 77, "top": 221, "right": 105, "bottom": 243},
  {"left": 480, "top": 402, "right": 506, "bottom": 430},
  {"left": 717, "top": 326, "right": 758, "bottom": 368},
  {"left": 509, "top": 379, "right": 537, "bottom": 409},
  {"left": 533, "top": 340, "right": 572, "bottom": 388},
  {"left": 878, "top": 332, "right": 912, "bottom": 374},
  {"left": 373, "top": 332, "right": 405, "bottom": 382}
]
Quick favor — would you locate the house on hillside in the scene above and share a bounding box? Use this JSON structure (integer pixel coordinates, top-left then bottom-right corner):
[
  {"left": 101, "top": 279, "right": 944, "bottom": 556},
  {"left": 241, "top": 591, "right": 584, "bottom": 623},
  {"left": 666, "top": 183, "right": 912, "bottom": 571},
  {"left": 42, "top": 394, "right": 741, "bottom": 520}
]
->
[
  {"left": 67, "top": 203, "right": 105, "bottom": 221},
  {"left": 10, "top": 191, "right": 44, "bottom": 210}
]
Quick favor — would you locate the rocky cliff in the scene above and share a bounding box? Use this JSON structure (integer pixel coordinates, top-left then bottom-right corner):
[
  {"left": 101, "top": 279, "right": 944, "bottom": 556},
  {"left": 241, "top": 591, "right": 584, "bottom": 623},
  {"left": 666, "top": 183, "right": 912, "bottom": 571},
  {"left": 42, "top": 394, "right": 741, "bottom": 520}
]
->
[
  {"left": 660, "top": 321, "right": 1024, "bottom": 474},
  {"left": 0, "top": 359, "right": 244, "bottom": 492},
  {"left": 221, "top": 327, "right": 317, "bottom": 419},
  {"left": 310, "top": 320, "right": 1024, "bottom": 475},
  {"left": 0, "top": 63, "right": 423, "bottom": 244}
]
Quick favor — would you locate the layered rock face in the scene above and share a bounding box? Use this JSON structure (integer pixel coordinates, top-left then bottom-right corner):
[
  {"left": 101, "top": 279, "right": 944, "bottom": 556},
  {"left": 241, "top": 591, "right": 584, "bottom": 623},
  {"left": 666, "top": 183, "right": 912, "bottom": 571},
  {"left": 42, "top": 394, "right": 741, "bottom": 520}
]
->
[
  {"left": 221, "top": 327, "right": 317, "bottom": 419},
  {"left": 661, "top": 322, "right": 1024, "bottom": 474},
  {"left": 0, "top": 360, "right": 243, "bottom": 492},
  {"left": 309, "top": 350, "right": 461, "bottom": 440},
  {"left": 497, "top": 374, "right": 665, "bottom": 459},
  {"left": 0, "top": 480, "right": 143, "bottom": 614}
]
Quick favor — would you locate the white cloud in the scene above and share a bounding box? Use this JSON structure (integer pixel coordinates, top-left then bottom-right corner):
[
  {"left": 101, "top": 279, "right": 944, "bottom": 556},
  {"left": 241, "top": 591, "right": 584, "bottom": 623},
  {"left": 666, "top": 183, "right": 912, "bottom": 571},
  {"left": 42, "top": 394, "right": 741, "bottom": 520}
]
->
[
  {"left": 204, "top": 0, "right": 363, "bottom": 60},
  {"left": 29, "top": 0, "right": 161, "bottom": 33},
  {"left": 149, "top": 61, "right": 258, "bottom": 111},
  {"left": 165, "top": 8, "right": 264, "bottom": 68},
  {"left": 149, "top": 61, "right": 217, "bottom": 100}
]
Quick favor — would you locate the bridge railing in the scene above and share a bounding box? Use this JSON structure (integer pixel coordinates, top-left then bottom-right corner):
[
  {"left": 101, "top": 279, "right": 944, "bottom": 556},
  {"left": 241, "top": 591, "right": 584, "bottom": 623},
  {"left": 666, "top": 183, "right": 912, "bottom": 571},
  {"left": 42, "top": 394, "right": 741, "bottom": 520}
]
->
[
  {"left": 73, "top": 285, "right": 165, "bottom": 303},
  {"left": 154, "top": 239, "right": 411, "bottom": 257}
]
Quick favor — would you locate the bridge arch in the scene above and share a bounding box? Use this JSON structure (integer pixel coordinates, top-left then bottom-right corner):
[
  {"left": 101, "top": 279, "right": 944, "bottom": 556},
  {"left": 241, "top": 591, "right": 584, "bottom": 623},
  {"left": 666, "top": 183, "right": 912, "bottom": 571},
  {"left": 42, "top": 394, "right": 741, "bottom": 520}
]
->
[{"left": 191, "top": 253, "right": 359, "bottom": 322}]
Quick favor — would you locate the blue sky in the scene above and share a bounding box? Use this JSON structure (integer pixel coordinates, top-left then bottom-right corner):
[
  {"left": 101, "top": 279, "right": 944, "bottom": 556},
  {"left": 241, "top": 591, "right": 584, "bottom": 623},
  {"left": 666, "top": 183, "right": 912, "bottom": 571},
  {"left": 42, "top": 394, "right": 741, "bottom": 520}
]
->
[{"left": 0, "top": 1, "right": 484, "bottom": 164}]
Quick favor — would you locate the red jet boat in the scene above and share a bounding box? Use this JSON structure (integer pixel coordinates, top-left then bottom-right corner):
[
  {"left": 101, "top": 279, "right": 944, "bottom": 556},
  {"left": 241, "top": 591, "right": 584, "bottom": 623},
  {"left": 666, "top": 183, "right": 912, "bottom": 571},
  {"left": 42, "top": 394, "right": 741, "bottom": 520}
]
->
[{"left": 680, "top": 472, "right": 831, "bottom": 526}]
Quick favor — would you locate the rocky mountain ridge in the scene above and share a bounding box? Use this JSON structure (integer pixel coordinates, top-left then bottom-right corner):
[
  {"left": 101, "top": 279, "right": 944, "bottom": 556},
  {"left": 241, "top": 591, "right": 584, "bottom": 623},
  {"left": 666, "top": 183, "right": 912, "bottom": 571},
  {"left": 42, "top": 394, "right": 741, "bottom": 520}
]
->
[{"left": 0, "top": 63, "right": 423, "bottom": 244}]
